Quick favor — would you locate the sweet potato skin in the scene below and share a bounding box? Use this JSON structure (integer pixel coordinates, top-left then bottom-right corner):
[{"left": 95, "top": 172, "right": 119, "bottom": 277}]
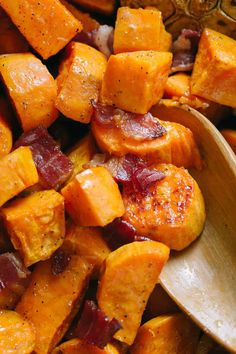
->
[
  {"left": 130, "top": 313, "right": 200, "bottom": 354},
  {"left": 0, "top": 53, "right": 58, "bottom": 131},
  {"left": 0, "top": 146, "right": 39, "bottom": 207},
  {"left": 122, "top": 164, "right": 206, "bottom": 250},
  {"left": 56, "top": 42, "right": 107, "bottom": 123},
  {"left": 97, "top": 241, "right": 170, "bottom": 345},
  {"left": 114, "top": 7, "right": 171, "bottom": 53},
  {"left": 92, "top": 117, "right": 202, "bottom": 169},
  {"left": 61, "top": 167, "right": 125, "bottom": 227},
  {"left": 0, "top": 97, "right": 12, "bottom": 157},
  {"left": 0, "top": 310, "right": 35, "bottom": 354},
  {"left": 0, "top": 0, "right": 82, "bottom": 59},
  {"left": 17, "top": 255, "right": 92, "bottom": 354},
  {"left": 100, "top": 51, "right": 172, "bottom": 114},
  {"left": 191, "top": 28, "right": 236, "bottom": 107},
  {"left": 2, "top": 190, "right": 65, "bottom": 266}
]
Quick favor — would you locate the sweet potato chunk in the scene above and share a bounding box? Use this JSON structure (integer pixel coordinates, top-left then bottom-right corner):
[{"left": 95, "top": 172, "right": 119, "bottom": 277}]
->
[
  {"left": 130, "top": 313, "right": 200, "bottom": 354},
  {"left": 0, "top": 0, "right": 82, "bottom": 59},
  {"left": 17, "top": 255, "right": 92, "bottom": 353},
  {"left": 60, "top": 0, "right": 99, "bottom": 31},
  {"left": 53, "top": 338, "right": 108, "bottom": 354},
  {"left": 100, "top": 51, "right": 172, "bottom": 114},
  {"left": 97, "top": 241, "right": 169, "bottom": 345},
  {"left": 0, "top": 53, "right": 58, "bottom": 131},
  {"left": 92, "top": 109, "right": 202, "bottom": 169},
  {"left": 66, "top": 134, "right": 97, "bottom": 183},
  {"left": 122, "top": 164, "right": 206, "bottom": 250},
  {"left": 0, "top": 147, "right": 39, "bottom": 207},
  {"left": 221, "top": 129, "right": 236, "bottom": 154},
  {"left": 114, "top": 7, "right": 171, "bottom": 54},
  {"left": 191, "top": 28, "right": 236, "bottom": 107},
  {"left": 56, "top": 42, "right": 107, "bottom": 123},
  {"left": 70, "top": 0, "right": 116, "bottom": 15},
  {"left": 0, "top": 8, "right": 29, "bottom": 54},
  {"left": 61, "top": 167, "right": 125, "bottom": 227},
  {"left": 0, "top": 97, "right": 12, "bottom": 157},
  {"left": 2, "top": 190, "right": 65, "bottom": 266},
  {"left": 0, "top": 310, "right": 35, "bottom": 354},
  {"left": 64, "top": 222, "right": 110, "bottom": 276}
]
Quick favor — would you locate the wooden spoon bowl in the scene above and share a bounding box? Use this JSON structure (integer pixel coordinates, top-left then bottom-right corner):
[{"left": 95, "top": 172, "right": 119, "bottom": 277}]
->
[{"left": 151, "top": 104, "right": 236, "bottom": 353}]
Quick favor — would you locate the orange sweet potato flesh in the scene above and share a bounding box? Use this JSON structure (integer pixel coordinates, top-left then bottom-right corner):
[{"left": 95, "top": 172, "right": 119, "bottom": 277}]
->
[
  {"left": 66, "top": 134, "right": 97, "bottom": 183},
  {"left": 70, "top": 0, "right": 116, "bottom": 15},
  {"left": 0, "top": 310, "right": 35, "bottom": 354},
  {"left": 60, "top": 0, "right": 99, "bottom": 31},
  {"left": 97, "top": 241, "right": 170, "bottom": 345},
  {"left": 17, "top": 255, "right": 92, "bottom": 354},
  {"left": 0, "top": 146, "right": 39, "bottom": 207},
  {"left": 92, "top": 117, "right": 202, "bottom": 169},
  {"left": 130, "top": 313, "right": 200, "bottom": 354},
  {"left": 221, "top": 129, "right": 236, "bottom": 154},
  {"left": 61, "top": 167, "right": 125, "bottom": 227},
  {"left": 0, "top": 97, "right": 12, "bottom": 157},
  {"left": 122, "top": 164, "right": 206, "bottom": 250},
  {"left": 114, "top": 7, "right": 171, "bottom": 54},
  {"left": 0, "top": 8, "right": 29, "bottom": 54},
  {"left": 0, "top": 53, "right": 58, "bottom": 131},
  {"left": 56, "top": 42, "right": 107, "bottom": 123},
  {"left": 63, "top": 222, "right": 110, "bottom": 277},
  {"left": 53, "top": 338, "right": 107, "bottom": 354},
  {"left": 0, "top": 0, "right": 82, "bottom": 59},
  {"left": 191, "top": 28, "right": 236, "bottom": 107},
  {"left": 2, "top": 190, "right": 65, "bottom": 266},
  {"left": 100, "top": 51, "right": 172, "bottom": 114}
]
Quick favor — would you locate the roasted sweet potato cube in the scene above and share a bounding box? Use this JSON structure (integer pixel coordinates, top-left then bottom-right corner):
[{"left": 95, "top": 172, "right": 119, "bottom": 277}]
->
[
  {"left": 60, "top": 0, "right": 99, "bottom": 31},
  {"left": 61, "top": 167, "right": 125, "bottom": 227},
  {"left": 56, "top": 42, "right": 107, "bottom": 123},
  {"left": 122, "top": 164, "right": 206, "bottom": 250},
  {"left": 0, "top": 147, "right": 39, "bottom": 207},
  {"left": 0, "top": 8, "right": 29, "bottom": 54},
  {"left": 97, "top": 241, "right": 169, "bottom": 345},
  {"left": 130, "top": 313, "right": 200, "bottom": 354},
  {"left": 0, "top": 0, "right": 82, "bottom": 59},
  {"left": 114, "top": 7, "right": 172, "bottom": 54},
  {"left": 221, "top": 129, "right": 236, "bottom": 154},
  {"left": 0, "top": 310, "right": 35, "bottom": 354},
  {"left": 63, "top": 222, "right": 110, "bottom": 277},
  {"left": 2, "top": 190, "right": 65, "bottom": 266},
  {"left": 191, "top": 28, "right": 236, "bottom": 108},
  {"left": 100, "top": 51, "right": 172, "bottom": 114},
  {"left": 17, "top": 255, "right": 92, "bottom": 353},
  {"left": 66, "top": 134, "right": 97, "bottom": 183},
  {"left": 0, "top": 53, "right": 58, "bottom": 131},
  {"left": 0, "top": 97, "right": 12, "bottom": 158},
  {"left": 70, "top": 0, "right": 116, "bottom": 15}
]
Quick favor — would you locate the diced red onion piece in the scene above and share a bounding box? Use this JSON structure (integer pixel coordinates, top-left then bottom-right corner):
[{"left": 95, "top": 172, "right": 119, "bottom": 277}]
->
[
  {"left": 51, "top": 249, "right": 71, "bottom": 276},
  {"left": 92, "top": 103, "right": 166, "bottom": 141},
  {"left": 131, "top": 168, "right": 166, "bottom": 194},
  {"left": 0, "top": 253, "right": 30, "bottom": 290},
  {"left": 93, "top": 25, "right": 114, "bottom": 57},
  {"left": 14, "top": 126, "right": 73, "bottom": 189},
  {"left": 171, "top": 50, "right": 195, "bottom": 73},
  {"left": 74, "top": 30, "right": 96, "bottom": 47},
  {"left": 75, "top": 300, "right": 121, "bottom": 349}
]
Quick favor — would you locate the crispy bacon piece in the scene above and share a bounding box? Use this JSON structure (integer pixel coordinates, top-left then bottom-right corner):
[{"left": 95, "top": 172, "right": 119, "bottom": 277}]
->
[
  {"left": 75, "top": 300, "right": 121, "bottom": 349},
  {"left": 92, "top": 103, "right": 166, "bottom": 141},
  {"left": 172, "top": 29, "right": 201, "bottom": 73},
  {"left": 15, "top": 126, "right": 73, "bottom": 189},
  {"left": 75, "top": 25, "right": 114, "bottom": 57}
]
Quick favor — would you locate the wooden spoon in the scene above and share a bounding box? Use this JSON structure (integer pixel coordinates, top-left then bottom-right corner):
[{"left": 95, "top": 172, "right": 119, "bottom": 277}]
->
[{"left": 151, "top": 103, "right": 236, "bottom": 353}]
